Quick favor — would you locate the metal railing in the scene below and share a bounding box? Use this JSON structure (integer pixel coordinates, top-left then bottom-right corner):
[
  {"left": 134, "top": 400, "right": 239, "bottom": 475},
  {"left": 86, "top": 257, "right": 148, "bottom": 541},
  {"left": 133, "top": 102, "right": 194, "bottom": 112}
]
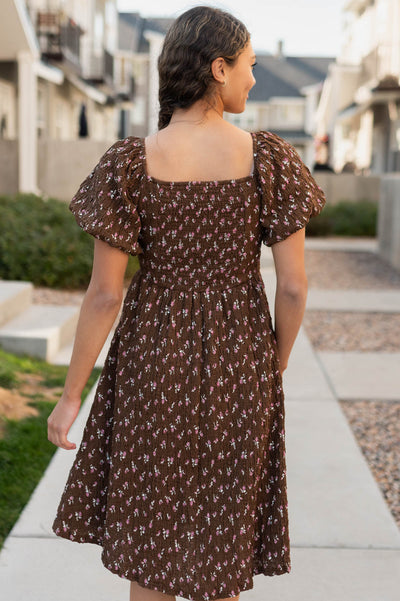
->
[
  {"left": 86, "top": 49, "right": 115, "bottom": 87},
  {"left": 36, "top": 11, "right": 82, "bottom": 72}
]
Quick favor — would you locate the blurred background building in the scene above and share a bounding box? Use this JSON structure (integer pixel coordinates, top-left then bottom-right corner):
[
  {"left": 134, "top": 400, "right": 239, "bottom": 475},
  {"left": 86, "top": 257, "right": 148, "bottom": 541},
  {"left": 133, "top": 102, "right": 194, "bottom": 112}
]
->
[
  {"left": 0, "top": 0, "right": 399, "bottom": 199},
  {"left": 227, "top": 41, "right": 335, "bottom": 167},
  {"left": 319, "top": 0, "right": 400, "bottom": 174}
]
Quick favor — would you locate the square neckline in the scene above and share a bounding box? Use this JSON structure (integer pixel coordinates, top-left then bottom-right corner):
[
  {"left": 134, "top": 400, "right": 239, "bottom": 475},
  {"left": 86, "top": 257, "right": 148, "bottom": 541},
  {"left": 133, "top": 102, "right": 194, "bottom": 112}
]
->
[{"left": 141, "top": 131, "right": 258, "bottom": 187}]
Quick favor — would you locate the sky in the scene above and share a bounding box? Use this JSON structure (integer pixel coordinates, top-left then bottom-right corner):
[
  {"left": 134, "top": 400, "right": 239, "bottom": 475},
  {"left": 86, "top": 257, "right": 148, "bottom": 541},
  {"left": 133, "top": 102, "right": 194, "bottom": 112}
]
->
[{"left": 117, "top": 0, "right": 349, "bottom": 58}]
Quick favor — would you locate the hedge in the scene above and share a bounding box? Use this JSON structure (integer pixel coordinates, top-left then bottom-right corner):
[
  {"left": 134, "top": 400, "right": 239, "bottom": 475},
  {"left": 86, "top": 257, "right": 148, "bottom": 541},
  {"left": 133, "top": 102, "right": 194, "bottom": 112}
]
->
[
  {"left": 306, "top": 199, "right": 377, "bottom": 237},
  {"left": 0, "top": 194, "right": 139, "bottom": 289}
]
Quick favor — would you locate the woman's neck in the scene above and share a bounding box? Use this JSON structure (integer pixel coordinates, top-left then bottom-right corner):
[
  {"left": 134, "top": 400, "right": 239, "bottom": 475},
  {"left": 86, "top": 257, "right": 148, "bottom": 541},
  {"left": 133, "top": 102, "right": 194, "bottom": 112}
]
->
[{"left": 169, "top": 96, "right": 225, "bottom": 127}]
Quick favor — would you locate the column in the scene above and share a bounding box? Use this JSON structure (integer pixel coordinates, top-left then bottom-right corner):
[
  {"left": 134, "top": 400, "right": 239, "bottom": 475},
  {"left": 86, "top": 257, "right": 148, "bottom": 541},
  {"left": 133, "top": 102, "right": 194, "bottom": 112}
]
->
[{"left": 17, "top": 50, "right": 39, "bottom": 194}]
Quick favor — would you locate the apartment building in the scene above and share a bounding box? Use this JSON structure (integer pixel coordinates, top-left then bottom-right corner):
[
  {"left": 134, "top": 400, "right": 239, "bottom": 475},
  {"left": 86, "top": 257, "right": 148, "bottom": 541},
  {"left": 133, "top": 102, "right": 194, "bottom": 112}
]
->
[
  {"left": 225, "top": 40, "right": 335, "bottom": 168},
  {"left": 0, "top": 0, "right": 125, "bottom": 195},
  {"left": 318, "top": 0, "right": 400, "bottom": 173},
  {"left": 116, "top": 12, "right": 173, "bottom": 137}
]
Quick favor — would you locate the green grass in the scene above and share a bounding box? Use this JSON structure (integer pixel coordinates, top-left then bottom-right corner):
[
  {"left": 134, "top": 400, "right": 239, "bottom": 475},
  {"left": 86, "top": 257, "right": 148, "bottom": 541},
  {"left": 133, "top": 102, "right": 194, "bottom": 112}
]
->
[
  {"left": 0, "top": 400, "right": 61, "bottom": 548},
  {"left": 0, "top": 363, "right": 18, "bottom": 389},
  {"left": 0, "top": 348, "right": 74, "bottom": 389},
  {"left": 0, "top": 348, "right": 102, "bottom": 549}
]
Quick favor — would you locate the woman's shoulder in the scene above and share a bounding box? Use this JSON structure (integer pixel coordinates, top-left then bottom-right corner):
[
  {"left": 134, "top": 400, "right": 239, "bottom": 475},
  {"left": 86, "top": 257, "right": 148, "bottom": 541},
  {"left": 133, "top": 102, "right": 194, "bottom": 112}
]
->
[
  {"left": 92, "top": 136, "right": 145, "bottom": 188},
  {"left": 253, "top": 129, "right": 295, "bottom": 152},
  {"left": 252, "top": 130, "right": 308, "bottom": 174},
  {"left": 219, "top": 126, "right": 294, "bottom": 163},
  {"left": 74, "top": 136, "right": 146, "bottom": 204},
  {"left": 102, "top": 135, "right": 144, "bottom": 164}
]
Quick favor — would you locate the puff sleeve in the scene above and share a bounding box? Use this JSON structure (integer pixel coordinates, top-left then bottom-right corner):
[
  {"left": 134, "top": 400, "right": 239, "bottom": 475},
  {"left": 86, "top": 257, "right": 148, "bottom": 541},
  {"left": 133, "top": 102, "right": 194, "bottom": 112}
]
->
[
  {"left": 254, "top": 131, "right": 326, "bottom": 246},
  {"left": 69, "top": 136, "right": 144, "bottom": 256}
]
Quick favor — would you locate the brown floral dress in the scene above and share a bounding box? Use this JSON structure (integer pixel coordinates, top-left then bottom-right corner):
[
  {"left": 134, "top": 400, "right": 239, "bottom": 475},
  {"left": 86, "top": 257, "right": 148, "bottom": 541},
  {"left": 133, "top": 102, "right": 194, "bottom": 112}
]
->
[{"left": 52, "top": 131, "right": 326, "bottom": 601}]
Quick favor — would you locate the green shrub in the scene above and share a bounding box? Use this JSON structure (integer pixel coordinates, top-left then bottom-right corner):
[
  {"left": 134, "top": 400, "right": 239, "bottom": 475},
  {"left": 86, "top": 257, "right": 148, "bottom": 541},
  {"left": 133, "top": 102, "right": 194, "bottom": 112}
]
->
[
  {"left": 306, "top": 199, "right": 377, "bottom": 237},
  {"left": 0, "top": 194, "right": 139, "bottom": 289}
]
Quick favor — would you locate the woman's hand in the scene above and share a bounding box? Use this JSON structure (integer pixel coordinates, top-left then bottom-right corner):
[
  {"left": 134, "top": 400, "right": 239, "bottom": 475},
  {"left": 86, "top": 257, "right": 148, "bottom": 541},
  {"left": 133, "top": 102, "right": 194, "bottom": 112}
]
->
[{"left": 47, "top": 394, "right": 81, "bottom": 450}]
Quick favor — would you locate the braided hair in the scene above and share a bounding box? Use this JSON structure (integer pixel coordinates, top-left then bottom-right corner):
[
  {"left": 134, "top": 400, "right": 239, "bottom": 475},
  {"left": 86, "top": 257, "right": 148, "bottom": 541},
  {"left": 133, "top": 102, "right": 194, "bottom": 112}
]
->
[{"left": 157, "top": 6, "right": 250, "bottom": 130}]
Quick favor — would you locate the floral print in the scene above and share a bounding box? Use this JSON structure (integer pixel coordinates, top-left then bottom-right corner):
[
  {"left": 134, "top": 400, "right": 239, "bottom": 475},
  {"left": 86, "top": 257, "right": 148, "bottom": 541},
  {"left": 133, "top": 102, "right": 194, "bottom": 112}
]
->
[{"left": 52, "top": 131, "right": 326, "bottom": 601}]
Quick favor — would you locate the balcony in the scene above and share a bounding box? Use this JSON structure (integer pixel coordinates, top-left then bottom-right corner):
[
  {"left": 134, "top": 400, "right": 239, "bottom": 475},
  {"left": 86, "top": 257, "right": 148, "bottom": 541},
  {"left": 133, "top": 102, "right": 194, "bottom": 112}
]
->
[
  {"left": 85, "top": 49, "right": 115, "bottom": 89},
  {"left": 36, "top": 11, "right": 83, "bottom": 74},
  {"left": 116, "top": 74, "right": 136, "bottom": 103},
  {"left": 360, "top": 44, "right": 395, "bottom": 88}
]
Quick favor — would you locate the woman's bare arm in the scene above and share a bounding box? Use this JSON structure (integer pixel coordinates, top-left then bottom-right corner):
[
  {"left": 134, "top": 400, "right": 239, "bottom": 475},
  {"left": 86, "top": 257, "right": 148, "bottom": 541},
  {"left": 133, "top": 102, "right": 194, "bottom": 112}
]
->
[
  {"left": 47, "top": 239, "right": 129, "bottom": 450},
  {"left": 271, "top": 227, "right": 308, "bottom": 373}
]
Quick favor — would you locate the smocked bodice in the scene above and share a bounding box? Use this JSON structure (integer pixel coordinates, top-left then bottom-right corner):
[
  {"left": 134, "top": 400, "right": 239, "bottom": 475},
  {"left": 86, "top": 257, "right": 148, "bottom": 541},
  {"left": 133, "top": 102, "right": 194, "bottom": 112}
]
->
[
  {"left": 135, "top": 176, "right": 263, "bottom": 291},
  {"left": 68, "top": 129, "right": 326, "bottom": 293}
]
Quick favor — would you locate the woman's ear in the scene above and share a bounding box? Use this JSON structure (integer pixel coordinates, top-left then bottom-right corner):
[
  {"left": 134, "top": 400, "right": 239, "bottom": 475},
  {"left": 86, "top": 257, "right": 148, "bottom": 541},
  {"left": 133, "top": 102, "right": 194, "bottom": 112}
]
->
[{"left": 211, "top": 57, "right": 226, "bottom": 84}]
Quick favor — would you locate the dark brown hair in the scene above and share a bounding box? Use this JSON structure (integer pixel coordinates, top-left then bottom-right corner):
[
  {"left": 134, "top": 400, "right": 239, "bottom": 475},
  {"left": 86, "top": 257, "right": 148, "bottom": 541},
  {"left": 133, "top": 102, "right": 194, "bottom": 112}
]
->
[{"left": 157, "top": 6, "right": 250, "bottom": 130}]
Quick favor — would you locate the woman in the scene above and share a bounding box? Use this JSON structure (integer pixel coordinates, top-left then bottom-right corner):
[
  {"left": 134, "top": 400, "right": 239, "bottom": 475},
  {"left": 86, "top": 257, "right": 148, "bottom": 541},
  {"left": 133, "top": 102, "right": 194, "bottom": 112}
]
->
[{"left": 48, "top": 6, "right": 326, "bottom": 601}]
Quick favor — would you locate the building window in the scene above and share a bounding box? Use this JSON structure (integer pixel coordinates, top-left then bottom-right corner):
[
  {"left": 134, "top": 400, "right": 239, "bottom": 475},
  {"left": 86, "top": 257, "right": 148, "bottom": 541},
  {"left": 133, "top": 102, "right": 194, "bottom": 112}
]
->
[
  {"left": 277, "top": 104, "right": 303, "bottom": 123},
  {"left": 94, "top": 12, "right": 104, "bottom": 52},
  {"left": 131, "top": 97, "right": 146, "bottom": 126},
  {"left": 0, "top": 80, "right": 15, "bottom": 139},
  {"left": 120, "top": 57, "right": 126, "bottom": 86},
  {"left": 37, "top": 87, "right": 46, "bottom": 138}
]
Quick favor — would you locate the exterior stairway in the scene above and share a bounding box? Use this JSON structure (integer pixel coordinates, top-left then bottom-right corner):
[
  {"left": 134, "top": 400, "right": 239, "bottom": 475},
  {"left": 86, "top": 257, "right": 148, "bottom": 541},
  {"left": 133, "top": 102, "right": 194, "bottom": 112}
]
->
[
  {"left": 0, "top": 279, "right": 115, "bottom": 366},
  {"left": 0, "top": 280, "right": 79, "bottom": 363}
]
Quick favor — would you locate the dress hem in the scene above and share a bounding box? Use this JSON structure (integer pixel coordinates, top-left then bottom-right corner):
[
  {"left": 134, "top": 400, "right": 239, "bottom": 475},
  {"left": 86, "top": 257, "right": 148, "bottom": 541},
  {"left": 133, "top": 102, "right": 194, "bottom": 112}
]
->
[{"left": 52, "top": 527, "right": 291, "bottom": 601}]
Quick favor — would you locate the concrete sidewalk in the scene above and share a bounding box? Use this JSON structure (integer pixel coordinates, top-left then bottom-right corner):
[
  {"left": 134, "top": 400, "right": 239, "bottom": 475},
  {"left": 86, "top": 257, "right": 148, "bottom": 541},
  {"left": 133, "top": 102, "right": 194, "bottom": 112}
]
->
[
  {"left": 1, "top": 242, "right": 399, "bottom": 601},
  {"left": 259, "top": 248, "right": 400, "bottom": 601},
  {"left": 304, "top": 236, "right": 379, "bottom": 252}
]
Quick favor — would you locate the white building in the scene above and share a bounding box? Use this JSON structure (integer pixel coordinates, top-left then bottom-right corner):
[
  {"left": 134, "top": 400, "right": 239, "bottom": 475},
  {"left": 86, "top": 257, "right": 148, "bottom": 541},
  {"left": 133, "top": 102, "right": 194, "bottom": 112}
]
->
[
  {"left": 116, "top": 12, "right": 173, "bottom": 137},
  {"left": 318, "top": 0, "right": 400, "bottom": 174},
  {"left": 0, "top": 0, "right": 124, "bottom": 195},
  {"left": 225, "top": 40, "right": 335, "bottom": 168}
]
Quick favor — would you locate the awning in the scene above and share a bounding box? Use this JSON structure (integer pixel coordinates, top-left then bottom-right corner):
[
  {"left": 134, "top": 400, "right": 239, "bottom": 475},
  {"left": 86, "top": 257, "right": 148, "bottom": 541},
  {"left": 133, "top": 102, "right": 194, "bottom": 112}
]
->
[
  {"left": 336, "top": 101, "right": 369, "bottom": 123},
  {"left": 338, "top": 84, "right": 400, "bottom": 123}
]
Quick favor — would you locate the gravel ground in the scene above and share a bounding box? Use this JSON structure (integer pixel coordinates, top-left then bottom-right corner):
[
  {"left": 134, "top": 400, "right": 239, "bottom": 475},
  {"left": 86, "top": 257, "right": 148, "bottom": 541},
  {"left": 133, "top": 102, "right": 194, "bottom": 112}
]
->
[
  {"left": 339, "top": 400, "right": 400, "bottom": 529},
  {"left": 304, "top": 246, "right": 400, "bottom": 531},
  {"left": 305, "top": 249, "right": 400, "bottom": 289},
  {"left": 32, "top": 287, "right": 84, "bottom": 306},
  {"left": 303, "top": 312, "right": 400, "bottom": 352}
]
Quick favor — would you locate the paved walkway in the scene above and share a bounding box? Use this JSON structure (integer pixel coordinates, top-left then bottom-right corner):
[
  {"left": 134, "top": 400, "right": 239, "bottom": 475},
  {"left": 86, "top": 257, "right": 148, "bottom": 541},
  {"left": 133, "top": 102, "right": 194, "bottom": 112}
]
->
[
  {"left": 1, "top": 239, "right": 399, "bottom": 600},
  {"left": 303, "top": 236, "right": 378, "bottom": 252}
]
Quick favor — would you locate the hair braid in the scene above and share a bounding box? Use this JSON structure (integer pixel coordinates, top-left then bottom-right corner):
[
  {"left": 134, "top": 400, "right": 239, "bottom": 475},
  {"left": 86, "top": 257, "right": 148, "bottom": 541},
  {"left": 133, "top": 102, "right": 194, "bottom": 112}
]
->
[{"left": 157, "top": 6, "right": 250, "bottom": 130}]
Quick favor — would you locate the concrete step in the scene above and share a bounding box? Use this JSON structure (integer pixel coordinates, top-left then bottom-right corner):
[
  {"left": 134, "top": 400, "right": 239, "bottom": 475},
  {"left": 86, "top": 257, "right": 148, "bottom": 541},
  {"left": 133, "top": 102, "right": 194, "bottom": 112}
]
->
[
  {"left": 51, "top": 327, "right": 116, "bottom": 367},
  {"left": 0, "top": 280, "right": 33, "bottom": 327},
  {"left": 0, "top": 304, "right": 79, "bottom": 362}
]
